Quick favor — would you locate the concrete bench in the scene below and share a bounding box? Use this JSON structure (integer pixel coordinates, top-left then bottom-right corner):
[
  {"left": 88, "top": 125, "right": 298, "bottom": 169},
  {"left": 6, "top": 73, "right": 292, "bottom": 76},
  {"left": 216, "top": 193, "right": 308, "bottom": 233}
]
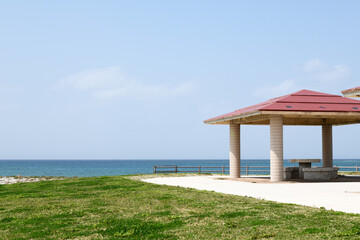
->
[
  {"left": 289, "top": 159, "right": 321, "bottom": 178},
  {"left": 283, "top": 167, "right": 299, "bottom": 180},
  {"left": 302, "top": 167, "right": 339, "bottom": 180}
]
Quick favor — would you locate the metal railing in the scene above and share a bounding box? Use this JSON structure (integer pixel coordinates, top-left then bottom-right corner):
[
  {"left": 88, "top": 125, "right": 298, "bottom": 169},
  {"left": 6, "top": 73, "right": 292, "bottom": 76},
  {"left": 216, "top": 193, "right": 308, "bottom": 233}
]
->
[
  {"left": 153, "top": 165, "right": 270, "bottom": 175},
  {"left": 153, "top": 165, "right": 360, "bottom": 175},
  {"left": 335, "top": 165, "right": 359, "bottom": 172}
]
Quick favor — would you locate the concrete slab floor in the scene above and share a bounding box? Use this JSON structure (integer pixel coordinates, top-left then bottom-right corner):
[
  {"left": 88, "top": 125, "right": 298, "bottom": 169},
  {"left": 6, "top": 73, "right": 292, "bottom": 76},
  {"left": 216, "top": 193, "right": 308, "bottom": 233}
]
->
[{"left": 143, "top": 175, "right": 360, "bottom": 214}]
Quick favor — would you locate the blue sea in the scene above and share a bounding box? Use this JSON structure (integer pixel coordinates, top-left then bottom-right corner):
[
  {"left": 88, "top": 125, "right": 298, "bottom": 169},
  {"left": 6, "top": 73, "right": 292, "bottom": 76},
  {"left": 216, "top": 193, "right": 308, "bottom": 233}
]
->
[{"left": 0, "top": 159, "right": 359, "bottom": 177}]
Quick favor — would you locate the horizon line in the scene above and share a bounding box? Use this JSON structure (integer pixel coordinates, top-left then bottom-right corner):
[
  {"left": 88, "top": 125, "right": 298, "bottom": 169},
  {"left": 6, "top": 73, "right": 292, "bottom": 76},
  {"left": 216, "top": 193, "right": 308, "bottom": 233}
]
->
[{"left": 0, "top": 158, "right": 358, "bottom": 161}]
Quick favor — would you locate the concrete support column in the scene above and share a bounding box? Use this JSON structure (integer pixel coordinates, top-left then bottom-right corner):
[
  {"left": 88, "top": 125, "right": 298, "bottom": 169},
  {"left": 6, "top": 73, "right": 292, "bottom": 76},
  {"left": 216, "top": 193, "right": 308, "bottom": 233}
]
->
[
  {"left": 322, "top": 125, "right": 333, "bottom": 168},
  {"left": 229, "top": 123, "right": 241, "bottom": 178},
  {"left": 270, "top": 115, "right": 284, "bottom": 182}
]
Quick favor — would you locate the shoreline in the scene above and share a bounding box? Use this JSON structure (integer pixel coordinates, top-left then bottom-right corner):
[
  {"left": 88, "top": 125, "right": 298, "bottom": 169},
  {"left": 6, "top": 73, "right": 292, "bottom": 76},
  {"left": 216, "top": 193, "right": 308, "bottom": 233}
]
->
[{"left": 0, "top": 176, "right": 65, "bottom": 184}]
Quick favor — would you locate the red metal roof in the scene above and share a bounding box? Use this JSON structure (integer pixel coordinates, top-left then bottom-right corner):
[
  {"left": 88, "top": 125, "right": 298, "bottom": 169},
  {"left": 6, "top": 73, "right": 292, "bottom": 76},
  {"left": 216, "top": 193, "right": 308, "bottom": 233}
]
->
[
  {"left": 204, "top": 89, "right": 360, "bottom": 123},
  {"left": 342, "top": 86, "right": 360, "bottom": 94}
]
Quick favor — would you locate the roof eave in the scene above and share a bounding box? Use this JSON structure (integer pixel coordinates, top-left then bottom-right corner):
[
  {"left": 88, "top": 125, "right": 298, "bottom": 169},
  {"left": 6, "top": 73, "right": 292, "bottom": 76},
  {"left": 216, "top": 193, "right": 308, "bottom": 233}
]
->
[
  {"left": 204, "top": 111, "right": 262, "bottom": 124},
  {"left": 204, "top": 110, "right": 360, "bottom": 125},
  {"left": 342, "top": 90, "right": 360, "bottom": 98}
]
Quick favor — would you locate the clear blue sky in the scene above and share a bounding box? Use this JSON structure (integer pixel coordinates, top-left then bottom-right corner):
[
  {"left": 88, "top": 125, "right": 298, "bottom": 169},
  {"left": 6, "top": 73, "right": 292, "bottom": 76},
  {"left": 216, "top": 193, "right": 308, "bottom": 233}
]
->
[{"left": 0, "top": 1, "right": 359, "bottom": 159}]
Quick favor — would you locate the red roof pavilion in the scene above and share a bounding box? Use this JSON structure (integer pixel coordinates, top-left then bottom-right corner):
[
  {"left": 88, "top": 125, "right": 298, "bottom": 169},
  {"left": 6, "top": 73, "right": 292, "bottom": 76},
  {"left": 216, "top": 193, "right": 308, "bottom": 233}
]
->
[
  {"left": 204, "top": 89, "right": 360, "bottom": 125},
  {"left": 204, "top": 89, "right": 360, "bottom": 181}
]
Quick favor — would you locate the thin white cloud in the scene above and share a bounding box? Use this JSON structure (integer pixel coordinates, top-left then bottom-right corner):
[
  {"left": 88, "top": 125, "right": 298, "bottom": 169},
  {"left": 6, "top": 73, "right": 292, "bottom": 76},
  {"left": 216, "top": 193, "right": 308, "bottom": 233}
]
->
[
  {"left": 303, "top": 58, "right": 327, "bottom": 72},
  {"left": 0, "top": 86, "right": 23, "bottom": 111},
  {"left": 253, "top": 80, "right": 296, "bottom": 97},
  {"left": 302, "top": 58, "right": 350, "bottom": 83},
  {"left": 314, "top": 64, "right": 350, "bottom": 83},
  {"left": 0, "top": 86, "right": 23, "bottom": 94},
  {"left": 256, "top": 59, "right": 351, "bottom": 97},
  {"left": 58, "top": 66, "right": 195, "bottom": 100},
  {"left": 94, "top": 81, "right": 194, "bottom": 100},
  {"left": 57, "top": 66, "right": 123, "bottom": 90}
]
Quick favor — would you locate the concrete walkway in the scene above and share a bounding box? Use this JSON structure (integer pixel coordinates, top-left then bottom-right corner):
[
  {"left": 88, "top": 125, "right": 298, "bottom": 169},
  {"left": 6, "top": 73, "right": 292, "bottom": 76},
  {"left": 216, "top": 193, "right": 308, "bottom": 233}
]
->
[{"left": 143, "top": 176, "right": 360, "bottom": 214}]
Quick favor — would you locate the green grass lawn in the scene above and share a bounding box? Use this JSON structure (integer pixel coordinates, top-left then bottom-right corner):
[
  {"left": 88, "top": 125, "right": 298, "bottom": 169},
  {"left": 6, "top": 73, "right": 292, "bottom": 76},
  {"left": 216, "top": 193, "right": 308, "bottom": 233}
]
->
[{"left": 0, "top": 175, "right": 360, "bottom": 239}]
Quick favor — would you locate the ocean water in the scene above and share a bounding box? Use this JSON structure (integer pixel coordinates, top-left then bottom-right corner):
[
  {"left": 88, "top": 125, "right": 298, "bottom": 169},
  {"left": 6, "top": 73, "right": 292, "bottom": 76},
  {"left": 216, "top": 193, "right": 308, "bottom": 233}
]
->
[{"left": 0, "top": 159, "right": 359, "bottom": 177}]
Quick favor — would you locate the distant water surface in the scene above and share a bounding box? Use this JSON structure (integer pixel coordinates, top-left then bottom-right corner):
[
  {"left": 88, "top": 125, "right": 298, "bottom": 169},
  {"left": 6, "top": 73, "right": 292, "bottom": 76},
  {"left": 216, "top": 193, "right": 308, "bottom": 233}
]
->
[{"left": 0, "top": 159, "right": 358, "bottom": 177}]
